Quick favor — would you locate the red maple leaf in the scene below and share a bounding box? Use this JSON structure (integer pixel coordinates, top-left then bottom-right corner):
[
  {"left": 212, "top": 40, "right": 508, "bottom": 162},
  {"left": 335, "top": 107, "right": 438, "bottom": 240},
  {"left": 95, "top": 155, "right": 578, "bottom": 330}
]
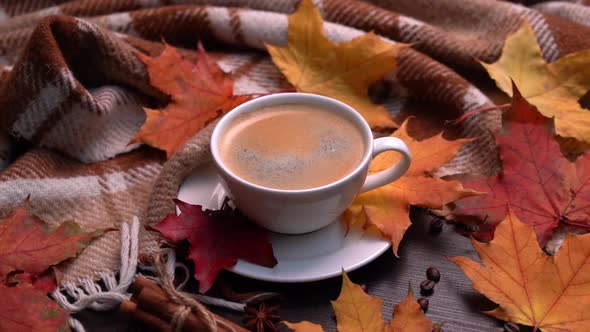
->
[
  {"left": 0, "top": 201, "right": 104, "bottom": 330},
  {"left": 6, "top": 268, "right": 59, "bottom": 294},
  {"left": 0, "top": 199, "right": 103, "bottom": 281},
  {"left": 0, "top": 282, "right": 69, "bottom": 332},
  {"left": 452, "top": 85, "right": 590, "bottom": 245},
  {"left": 153, "top": 199, "right": 277, "bottom": 293}
]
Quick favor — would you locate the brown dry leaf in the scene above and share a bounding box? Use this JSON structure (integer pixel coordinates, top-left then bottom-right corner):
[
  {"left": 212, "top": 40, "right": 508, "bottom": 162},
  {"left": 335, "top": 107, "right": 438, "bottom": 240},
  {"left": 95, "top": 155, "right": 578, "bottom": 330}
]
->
[
  {"left": 451, "top": 209, "right": 590, "bottom": 331},
  {"left": 482, "top": 21, "right": 590, "bottom": 147},
  {"left": 344, "top": 119, "right": 480, "bottom": 255},
  {"left": 266, "top": 0, "right": 405, "bottom": 129},
  {"left": 131, "top": 43, "right": 250, "bottom": 157}
]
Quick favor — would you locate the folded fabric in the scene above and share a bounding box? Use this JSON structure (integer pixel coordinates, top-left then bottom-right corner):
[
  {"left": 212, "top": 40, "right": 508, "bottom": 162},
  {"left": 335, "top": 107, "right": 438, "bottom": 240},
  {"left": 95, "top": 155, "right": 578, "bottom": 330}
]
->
[{"left": 0, "top": 0, "right": 588, "bottom": 288}]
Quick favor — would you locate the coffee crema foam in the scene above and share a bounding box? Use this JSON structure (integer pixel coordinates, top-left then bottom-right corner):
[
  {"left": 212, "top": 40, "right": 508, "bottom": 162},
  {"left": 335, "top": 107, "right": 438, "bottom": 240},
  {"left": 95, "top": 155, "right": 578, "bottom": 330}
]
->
[{"left": 219, "top": 103, "right": 366, "bottom": 190}]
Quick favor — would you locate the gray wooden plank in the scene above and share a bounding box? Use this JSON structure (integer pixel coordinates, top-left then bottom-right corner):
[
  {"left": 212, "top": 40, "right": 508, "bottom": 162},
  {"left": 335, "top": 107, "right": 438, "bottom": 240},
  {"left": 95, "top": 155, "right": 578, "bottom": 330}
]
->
[{"left": 79, "top": 210, "right": 507, "bottom": 331}]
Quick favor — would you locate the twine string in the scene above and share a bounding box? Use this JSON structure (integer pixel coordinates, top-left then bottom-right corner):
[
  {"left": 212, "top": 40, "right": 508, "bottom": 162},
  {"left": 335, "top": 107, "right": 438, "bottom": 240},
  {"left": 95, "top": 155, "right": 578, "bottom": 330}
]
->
[{"left": 154, "top": 251, "right": 221, "bottom": 332}]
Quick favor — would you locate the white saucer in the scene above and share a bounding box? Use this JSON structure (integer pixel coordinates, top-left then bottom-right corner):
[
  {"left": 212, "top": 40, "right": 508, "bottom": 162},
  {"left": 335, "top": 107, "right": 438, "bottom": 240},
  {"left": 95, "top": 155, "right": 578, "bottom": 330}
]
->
[{"left": 177, "top": 163, "right": 391, "bottom": 283}]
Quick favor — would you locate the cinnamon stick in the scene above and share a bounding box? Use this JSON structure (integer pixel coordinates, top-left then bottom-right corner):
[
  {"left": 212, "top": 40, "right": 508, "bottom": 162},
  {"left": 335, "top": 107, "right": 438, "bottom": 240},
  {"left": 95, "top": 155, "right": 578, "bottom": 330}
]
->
[
  {"left": 132, "top": 276, "right": 155, "bottom": 294},
  {"left": 137, "top": 286, "right": 212, "bottom": 331},
  {"left": 132, "top": 277, "right": 248, "bottom": 332},
  {"left": 119, "top": 300, "right": 171, "bottom": 332}
]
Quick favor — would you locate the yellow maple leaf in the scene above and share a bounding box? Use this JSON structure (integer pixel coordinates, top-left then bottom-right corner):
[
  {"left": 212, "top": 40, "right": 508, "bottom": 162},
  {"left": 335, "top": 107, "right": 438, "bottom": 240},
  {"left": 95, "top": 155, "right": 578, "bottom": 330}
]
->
[
  {"left": 482, "top": 21, "right": 590, "bottom": 146},
  {"left": 284, "top": 271, "right": 435, "bottom": 332},
  {"left": 332, "top": 272, "right": 386, "bottom": 332},
  {"left": 265, "top": 0, "right": 404, "bottom": 129},
  {"left": 451, "top": 209, "right": 590, "bottom": 331},
  {"left": 344, "top": 119, "right": 480, "bottom": 255},
  {"left": 388, "top": 288, "right": 435, "bottom": 332}
]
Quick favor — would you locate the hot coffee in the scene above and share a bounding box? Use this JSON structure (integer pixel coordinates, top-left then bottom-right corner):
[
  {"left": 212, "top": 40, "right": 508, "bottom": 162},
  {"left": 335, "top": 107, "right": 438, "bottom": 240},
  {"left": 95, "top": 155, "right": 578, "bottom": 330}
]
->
[{"left": 219, "top": 103, "right": 365, "bottom": 190}]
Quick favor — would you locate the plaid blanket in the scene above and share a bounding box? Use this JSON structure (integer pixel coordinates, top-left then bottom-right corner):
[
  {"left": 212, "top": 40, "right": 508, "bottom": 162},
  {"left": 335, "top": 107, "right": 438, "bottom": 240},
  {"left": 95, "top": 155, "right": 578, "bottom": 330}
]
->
[{"left": 0, "top": 0, "right": 588, "bottom": 285}]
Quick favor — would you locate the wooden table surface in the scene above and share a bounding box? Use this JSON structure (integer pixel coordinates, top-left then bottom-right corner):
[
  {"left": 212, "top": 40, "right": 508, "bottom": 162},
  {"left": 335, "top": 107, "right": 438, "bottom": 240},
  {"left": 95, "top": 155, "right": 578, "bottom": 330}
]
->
[{"left": 78, "top": 210, "right": 506, "bottom": 331}]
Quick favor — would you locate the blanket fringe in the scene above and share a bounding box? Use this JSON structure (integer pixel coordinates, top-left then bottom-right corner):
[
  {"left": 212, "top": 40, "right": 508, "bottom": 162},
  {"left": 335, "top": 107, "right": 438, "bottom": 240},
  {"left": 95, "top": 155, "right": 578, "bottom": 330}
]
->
[
  {"left": 52, "top": 217, "right": 140, "bottom": 331},
  {"left": 141, "top": 248, "right": 246, "bottom": 312},
  {"left": 52, "top": 217, "right": 245, "bottom": 331}
]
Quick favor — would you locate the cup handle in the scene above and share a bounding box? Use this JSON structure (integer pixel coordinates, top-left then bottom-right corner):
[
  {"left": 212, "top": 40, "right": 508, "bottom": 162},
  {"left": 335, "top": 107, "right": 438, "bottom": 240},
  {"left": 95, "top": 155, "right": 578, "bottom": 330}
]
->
[{"left": 360, "top": 137, "right": 412, "bottom": 193}]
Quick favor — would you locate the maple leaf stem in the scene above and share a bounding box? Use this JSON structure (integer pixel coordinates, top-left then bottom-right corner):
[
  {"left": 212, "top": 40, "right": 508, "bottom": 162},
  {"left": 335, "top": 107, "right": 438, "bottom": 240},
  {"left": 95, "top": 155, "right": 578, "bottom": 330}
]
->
[
  {"left": 561, "top": 218, "right": 590, "bottom": 231},
  {"left": 446, "top": 103, "right": 511, "bottom": 126}
]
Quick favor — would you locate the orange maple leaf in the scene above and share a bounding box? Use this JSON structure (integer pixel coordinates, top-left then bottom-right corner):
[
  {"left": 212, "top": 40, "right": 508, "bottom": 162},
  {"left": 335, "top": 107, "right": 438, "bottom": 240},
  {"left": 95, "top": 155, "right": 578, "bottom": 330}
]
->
[
  {"left": 131, "top": 44, "right": 250, "bottom": 157},
  {"left": 344, "top": 119, "right": 480, "bottom": 255},
  {"left": 283, "top": 321, "right": 324, "bottom": 332},
  {"left": 451, "top": 209, "right": 590, "bottom": 331},
  {"left": 266, "top": 0, "right": 405, "bottom": 129},
  {"left": 285, "top": 271, "right": 436, "bottom": 332},
  {"left": 388, "top": 288, "right": 435, "bottom": 332}
]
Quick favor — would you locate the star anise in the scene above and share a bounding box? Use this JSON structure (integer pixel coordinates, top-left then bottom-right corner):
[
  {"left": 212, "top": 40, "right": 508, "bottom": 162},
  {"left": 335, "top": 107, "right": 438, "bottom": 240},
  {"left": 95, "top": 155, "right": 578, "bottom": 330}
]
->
[{"left": 242, "top": 302, "right": 280, "bottom": 332}]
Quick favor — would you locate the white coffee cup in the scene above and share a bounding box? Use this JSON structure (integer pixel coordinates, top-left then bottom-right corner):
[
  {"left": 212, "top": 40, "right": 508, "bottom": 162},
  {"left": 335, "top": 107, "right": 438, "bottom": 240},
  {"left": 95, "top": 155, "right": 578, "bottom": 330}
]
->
[{"left": 211, "top": 93, "right": 411, "bottom": 234}]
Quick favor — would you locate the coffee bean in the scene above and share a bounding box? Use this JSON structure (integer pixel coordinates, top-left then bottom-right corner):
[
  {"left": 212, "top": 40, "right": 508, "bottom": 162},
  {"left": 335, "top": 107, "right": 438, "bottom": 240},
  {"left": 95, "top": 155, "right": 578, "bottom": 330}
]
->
[
  {"left": 369, "top": 80, "right": 392, "bottom": 104},
  {"left": 420, "top": 280, "right": 435, "bottom": 295},
  {"left": 426, "top": 267, "right": 441, "bottom": 283},
  {"left": 503, "top": 322, "right": 520, "bottom": 332},
  {"left": 428, "top": 216, "right": 445, "bottom": 234},
  {"left": 417, "top": 297, "right": 429, "bottom": 312},
  {"left": 454, "top": 222, "right": 478, "bottom": 235}
]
